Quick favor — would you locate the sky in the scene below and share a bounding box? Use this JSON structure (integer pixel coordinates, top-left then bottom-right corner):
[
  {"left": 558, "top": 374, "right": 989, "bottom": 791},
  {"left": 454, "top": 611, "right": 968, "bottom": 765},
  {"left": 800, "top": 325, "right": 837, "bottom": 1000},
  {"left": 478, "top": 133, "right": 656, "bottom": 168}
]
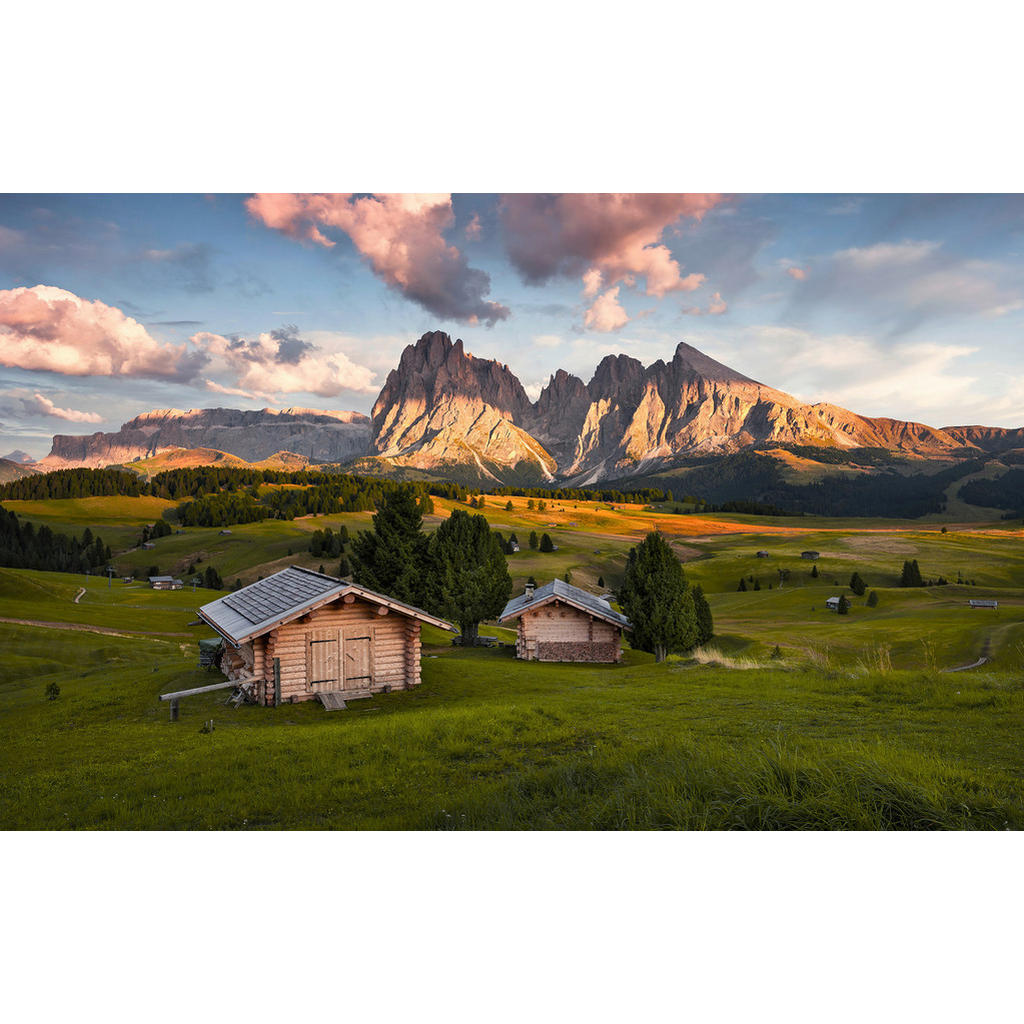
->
[{"left": 1, "top": 192, "right": 1023, "bottom": 459}]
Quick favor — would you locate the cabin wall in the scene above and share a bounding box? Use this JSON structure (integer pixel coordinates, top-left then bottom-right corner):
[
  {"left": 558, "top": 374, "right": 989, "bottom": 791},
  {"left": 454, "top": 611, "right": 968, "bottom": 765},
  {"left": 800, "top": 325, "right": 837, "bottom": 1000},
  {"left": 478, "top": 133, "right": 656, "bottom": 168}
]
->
[
  {"left": 253, "top": 596, "right": 421, "bottom": 704},
  {"left": 515, "top": 601, "right": 622, "bottom": 663}
]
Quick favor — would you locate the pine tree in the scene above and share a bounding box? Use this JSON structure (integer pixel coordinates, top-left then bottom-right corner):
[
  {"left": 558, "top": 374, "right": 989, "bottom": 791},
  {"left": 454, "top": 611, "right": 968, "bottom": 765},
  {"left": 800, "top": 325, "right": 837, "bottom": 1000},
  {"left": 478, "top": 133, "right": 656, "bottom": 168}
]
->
[
  {"left": 837, "top": 594, "right": 850, "bottom": 615},
  {"left": 425, "top": 510, "right": 511, "bottom": 643},
  {"left": 692, "top": 584, "right": 713, "bottom": 645},
  {"left": 811, "top": 564, "right": 819, "bottom": 578},
  {"left": 597, "top": 575, "right": 605, "bottom": 588},
  {"left": 338, "top": 555, "right": 351, "bottom": 577},
  {"left": 350, "top": 488, "right": 429, "bottom": 604},
  {"left": 738, "top": 578, "right": 748, "bottom": 592},
  {"left": 563, "top": 570, "right": 572, "bottom": 584},
  {"left": 505, "top": 501, "right": 514, "bottom": 511},
  {"left": 539, "top": 533, "right": 554, "bottom": 552},
  {"left": 618, "top": 532, "right": 697, "bottom": 662},
  {"left": 849, "top": 571, "right": 866, "bottom": 596},
  {"left": 900, "top": 560, "right": 923, "bottom": 587},
  {"left": 529, "top": 530, "right": 539, "bottom": 550},
  {"left": 867, "top": 590, "right": 879, "bottom": 607},
  {"left": 753, "top": 579, "right": 761, "bottom": 591}
]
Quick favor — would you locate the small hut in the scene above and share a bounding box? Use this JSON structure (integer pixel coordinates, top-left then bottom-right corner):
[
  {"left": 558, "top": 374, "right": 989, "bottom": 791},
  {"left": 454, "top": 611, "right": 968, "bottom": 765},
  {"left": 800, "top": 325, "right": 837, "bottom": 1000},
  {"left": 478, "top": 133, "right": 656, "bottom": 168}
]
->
[
  {"left": 499, "top": 579, "right": 630, "bottom": 663},
  {"left": 150, "top": 575, "right": 183, "bottom": 590},
  {"left": 825, "top": 596, "right": 841, "bottom": 611},
  {"left": 756, "top": 550, "right": 770, "bottom": 558},
  {"left": 197, "top": 566, "right": 454, "bottom": 705},
  {"left": 801, "top": 550, "right": 820, "bottom": 560}
]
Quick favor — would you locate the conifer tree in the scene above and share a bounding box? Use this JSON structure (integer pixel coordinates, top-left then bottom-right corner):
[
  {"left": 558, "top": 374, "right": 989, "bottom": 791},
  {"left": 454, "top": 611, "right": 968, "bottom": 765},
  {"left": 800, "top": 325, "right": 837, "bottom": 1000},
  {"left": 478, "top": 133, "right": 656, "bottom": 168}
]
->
[
  {"left": 618, "top": 532, "right": 697, "bottom": 662},
  {"left": 837, "top": 594, "right": 850, "bottom": 615},
  {"left": 811, "top": 564, "right": 819, "bottom": 578},
  {"left": 350, "top": 487, "right": 428, "bottom": 604},
  {"left": 738, "top": 578, "right": 748, "bottom": 592},
  {"left": 692, "top": 584, "right": 714, "bottom": 646},
  {"left": 529, "top": 530, "right": 539, "bottom": 550},
  {"left": 867, "top": 590, "right": 879, "bottom": 607},
  {"left": 539, "top": 533, "right": 554, "bottom": 552},
  {"left": 849, "top": 571, "right": 866, "bottom": 596},
  {"left": 425, "top": 510, "right": 511, "bottom": 643}
]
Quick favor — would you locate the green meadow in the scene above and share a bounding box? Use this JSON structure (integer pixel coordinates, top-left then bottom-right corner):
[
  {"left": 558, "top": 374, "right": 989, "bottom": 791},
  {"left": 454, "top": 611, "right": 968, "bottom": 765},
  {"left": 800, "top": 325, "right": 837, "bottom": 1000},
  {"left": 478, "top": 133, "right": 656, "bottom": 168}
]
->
[{"left": 2, "top": 494, "right": 1023, "bottom": 829}]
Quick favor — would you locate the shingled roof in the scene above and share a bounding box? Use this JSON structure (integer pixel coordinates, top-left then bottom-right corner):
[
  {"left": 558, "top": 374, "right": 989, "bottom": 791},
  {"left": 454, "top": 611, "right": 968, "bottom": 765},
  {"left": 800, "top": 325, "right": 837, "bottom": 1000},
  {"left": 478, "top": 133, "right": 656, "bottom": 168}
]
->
[
  {"left": 198, "top": 566, "right": 454, "bottom": 645},
  {"left": 499, "top": 579, "right": 631, "bottom": 630}
]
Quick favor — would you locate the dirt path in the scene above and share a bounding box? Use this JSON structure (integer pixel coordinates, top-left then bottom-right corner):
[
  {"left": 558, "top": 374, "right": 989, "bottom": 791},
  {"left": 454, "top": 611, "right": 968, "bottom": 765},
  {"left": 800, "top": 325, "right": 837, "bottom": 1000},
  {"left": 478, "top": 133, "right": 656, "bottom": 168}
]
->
[
  {"left": 0, "top": 617, "right": 193, "bottom": 639},
  {"left": 73, "top": 588, "right": 85, "bottom": 604},
  {"left": 945, "top": 638, "right": 993, "bottom": 673}
]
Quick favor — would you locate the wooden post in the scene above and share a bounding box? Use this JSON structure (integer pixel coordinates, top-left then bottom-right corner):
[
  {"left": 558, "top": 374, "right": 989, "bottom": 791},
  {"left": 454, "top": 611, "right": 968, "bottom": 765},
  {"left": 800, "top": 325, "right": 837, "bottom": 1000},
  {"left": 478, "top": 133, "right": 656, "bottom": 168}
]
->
[
  {"left": 273, "top": 657, "right": 281, "bottom": 707},
  {"left": 169, "top": 699, "right": 179, "bottom": 722}
]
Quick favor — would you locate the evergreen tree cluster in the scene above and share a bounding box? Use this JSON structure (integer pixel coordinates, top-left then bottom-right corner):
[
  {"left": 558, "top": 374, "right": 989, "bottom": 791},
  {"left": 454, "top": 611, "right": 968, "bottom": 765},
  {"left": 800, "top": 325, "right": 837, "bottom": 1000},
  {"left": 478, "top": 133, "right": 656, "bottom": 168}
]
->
[
  {"left": 0, "top": 507, "right": 111, "bottom": 574},
  {"left": 309, "top": 525, "right": 348, "bottom": 559},
  {"left": 900, "top": 560, "right": 925, "bottom": 587}
]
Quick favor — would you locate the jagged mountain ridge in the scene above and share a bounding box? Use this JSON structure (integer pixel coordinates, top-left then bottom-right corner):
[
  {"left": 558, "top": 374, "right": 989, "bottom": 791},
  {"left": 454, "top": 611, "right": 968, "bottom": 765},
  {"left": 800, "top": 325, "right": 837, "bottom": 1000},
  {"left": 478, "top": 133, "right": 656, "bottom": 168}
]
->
[
  {"left": 39, "top": 407, "right": 371, "bottom": 469},
  {"left": 30, "top": 330, "right": 1023, "bottom": 481},
  {"left": 368, "top": 331, "right": 998, "bottom": 484}
]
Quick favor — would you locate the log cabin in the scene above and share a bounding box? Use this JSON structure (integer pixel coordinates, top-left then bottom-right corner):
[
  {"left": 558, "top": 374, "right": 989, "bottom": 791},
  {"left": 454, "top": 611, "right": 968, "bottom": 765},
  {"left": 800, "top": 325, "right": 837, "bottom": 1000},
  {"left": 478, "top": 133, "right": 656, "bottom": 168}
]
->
[
  {"left": 499, "top": 579, "right": 631, "bottom": 663},
  {"left": 197, "top": 566, "right": 454, "bottom": 705}
]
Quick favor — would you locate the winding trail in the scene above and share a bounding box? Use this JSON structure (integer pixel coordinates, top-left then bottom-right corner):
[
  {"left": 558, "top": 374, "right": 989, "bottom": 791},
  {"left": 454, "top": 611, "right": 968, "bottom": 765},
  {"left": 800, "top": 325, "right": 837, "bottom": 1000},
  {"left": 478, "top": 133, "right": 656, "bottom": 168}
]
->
[
  {"left": 0, "top": 617, "right": 192, "bottom": 639},
  {"left": 73, "top": 588, "right": 85, "bottom": 604}
]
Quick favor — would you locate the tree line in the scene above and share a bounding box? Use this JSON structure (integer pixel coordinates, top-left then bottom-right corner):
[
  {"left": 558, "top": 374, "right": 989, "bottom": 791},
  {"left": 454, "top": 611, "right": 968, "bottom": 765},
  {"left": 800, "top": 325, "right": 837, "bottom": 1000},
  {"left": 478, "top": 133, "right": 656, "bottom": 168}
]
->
[{"left": 0, "top": 508, "right": 112, "bottom": 574}]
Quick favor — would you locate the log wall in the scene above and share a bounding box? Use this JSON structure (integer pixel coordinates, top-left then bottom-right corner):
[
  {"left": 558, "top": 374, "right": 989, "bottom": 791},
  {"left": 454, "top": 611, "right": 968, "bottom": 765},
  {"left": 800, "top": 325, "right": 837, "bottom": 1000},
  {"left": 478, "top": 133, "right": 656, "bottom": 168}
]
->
[
  {"left": 515, "top": 601, "right": 622, "bottom": 663},
  {"left": 240, "top": 596, "right": 422, "bottom": 705}
]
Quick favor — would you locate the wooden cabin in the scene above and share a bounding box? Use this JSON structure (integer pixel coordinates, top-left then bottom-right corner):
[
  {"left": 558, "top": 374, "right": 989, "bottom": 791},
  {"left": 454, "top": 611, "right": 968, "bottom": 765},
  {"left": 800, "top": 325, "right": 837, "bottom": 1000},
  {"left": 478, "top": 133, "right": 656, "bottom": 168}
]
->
[
  {"left": 825, "top": 596, "right": 841, "bottom": 611},
  {"left": 150, "top": 575, "right": 183, "bottom": 590},
  {"left": 499, "top": 579, "right": 630, "bottom": 664},
  {"left": 197, "top": 566, "right": 454, "bottom": 705}
]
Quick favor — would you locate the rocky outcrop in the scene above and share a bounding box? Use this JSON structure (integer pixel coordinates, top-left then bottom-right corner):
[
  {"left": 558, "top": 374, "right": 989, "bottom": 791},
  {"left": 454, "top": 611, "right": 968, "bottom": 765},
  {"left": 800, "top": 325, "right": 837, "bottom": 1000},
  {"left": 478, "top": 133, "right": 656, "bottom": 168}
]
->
[
  {"left": 367, "top": 334, "right": 1006, "bottom": 483},
  {"left": 371, "top": 331, "right": 555, "bottom": 480},
  {"left": 39, "top": 407, "right": 371, "bottom": 469}
]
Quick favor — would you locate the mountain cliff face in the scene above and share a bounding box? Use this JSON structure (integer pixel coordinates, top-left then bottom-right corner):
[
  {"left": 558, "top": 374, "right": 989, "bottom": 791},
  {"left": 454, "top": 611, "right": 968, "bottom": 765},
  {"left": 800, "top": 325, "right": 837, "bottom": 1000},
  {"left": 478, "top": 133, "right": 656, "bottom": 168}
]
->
[
  {"left": 371, "top": 330, "right": 556, "bottom": 481},
  {"left": 366, "top": 333, "right": 996, "bottom": 484},
  {"left": 39, "top": 407, "right": 371, "bottom": 469},
  {"left": 34, "top": 331, "right": 1020, "bottom": 482}
]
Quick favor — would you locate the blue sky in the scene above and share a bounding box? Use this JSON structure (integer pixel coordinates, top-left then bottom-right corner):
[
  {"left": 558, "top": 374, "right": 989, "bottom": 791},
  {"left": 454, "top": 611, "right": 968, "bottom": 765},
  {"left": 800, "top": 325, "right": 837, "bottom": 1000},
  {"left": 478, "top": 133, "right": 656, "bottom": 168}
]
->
[{"left": 1, "top": 192, "right": 1023, "bottom": 458}]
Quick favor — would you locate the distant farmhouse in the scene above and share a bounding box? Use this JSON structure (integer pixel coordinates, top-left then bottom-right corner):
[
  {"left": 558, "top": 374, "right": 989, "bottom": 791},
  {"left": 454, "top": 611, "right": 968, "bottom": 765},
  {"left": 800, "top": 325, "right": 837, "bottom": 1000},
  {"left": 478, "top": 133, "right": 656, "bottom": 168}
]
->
[
  {"left": 499, "top": 579, "right": 631, "bottom": 663},
  {"left": 149, "top": 576, "right": 183, "bottom": 590},
  {"left": 198, "top": 566, "right": 453, "bottom": 706},
  {"left": 825, "top": 596, "right": 841, "bottom": 611},
  {"left": 801, "top": 551, "right": 820, "bottom": 560},
  {"left": 756, "top": 550, "right": 770, "bottom": 558},
  {"left": 969, "top": 599, "right": 998, "bottom": 609}
]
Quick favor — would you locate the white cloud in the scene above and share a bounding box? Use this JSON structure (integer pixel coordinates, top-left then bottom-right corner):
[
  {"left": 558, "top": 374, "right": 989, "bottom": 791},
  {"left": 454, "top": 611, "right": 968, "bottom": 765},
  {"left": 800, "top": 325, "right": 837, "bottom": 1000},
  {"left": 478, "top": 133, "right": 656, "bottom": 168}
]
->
[{"left": 0, "top": 388, "right": 102, "bottom": 423}]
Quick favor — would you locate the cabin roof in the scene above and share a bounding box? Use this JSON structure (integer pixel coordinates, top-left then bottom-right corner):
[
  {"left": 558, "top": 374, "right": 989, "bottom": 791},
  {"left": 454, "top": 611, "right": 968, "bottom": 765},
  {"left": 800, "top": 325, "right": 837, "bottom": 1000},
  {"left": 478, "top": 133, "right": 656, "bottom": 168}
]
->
[
  {"left": 499, "top": 578, "right": 631, "bottom": 629},
  {"left": 198, "top": 565, "right": 455, "bottom": 645}
]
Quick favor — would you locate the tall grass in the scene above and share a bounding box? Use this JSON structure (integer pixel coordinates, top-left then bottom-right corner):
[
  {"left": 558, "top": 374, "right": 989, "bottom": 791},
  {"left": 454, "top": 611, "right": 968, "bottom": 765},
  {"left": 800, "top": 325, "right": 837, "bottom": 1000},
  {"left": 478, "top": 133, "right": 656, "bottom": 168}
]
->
[{"left": 430, "top": 739, "right": 1020, "bottom": 831}]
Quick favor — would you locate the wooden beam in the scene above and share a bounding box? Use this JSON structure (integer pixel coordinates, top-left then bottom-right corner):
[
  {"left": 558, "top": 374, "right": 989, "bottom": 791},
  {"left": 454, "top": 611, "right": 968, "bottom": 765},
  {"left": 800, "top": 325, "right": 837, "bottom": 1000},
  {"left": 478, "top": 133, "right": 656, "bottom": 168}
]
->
[
  {"left": 160, "top": 679, "right": 242, "bottom": 701},
  {"left": 376, "top": 606, "right": 389, "bottom": 616},
  {"left": 343, "top": 594, "right": 356, "bottom": 604}
]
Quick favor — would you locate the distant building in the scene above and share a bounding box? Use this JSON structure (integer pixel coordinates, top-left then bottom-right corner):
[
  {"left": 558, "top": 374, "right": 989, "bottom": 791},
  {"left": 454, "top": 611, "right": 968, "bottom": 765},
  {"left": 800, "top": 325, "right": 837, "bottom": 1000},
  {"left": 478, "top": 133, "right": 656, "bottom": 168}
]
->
[
  {"left": 141, "top": 542, "right": 156, "bottom": 550},
  {"left": 150, "top": 576, "right": 184, "bottom": 590},
  {"left": 969, "top": 599, "right": 998, "bottom": 609},
  {"left": 121, "top": 576, "right": 134, "bottom": 584},
  {"left": 801, "top": 551, "right": 820, "bottom": 560},
  {"left": 508, "top": 542, "right": 520, "bottom": 553},
  {"left": 219, "top": 529, "right": 232, "bottom": 535},
  {"left": 825, "top": 596, "right": 841, "bottom": 611},
  {"left": 756, "top": 550, "right": 770, "bottom": 558},
  {"left": 499, "top": 579, "right": 631, "bottom": 663}
]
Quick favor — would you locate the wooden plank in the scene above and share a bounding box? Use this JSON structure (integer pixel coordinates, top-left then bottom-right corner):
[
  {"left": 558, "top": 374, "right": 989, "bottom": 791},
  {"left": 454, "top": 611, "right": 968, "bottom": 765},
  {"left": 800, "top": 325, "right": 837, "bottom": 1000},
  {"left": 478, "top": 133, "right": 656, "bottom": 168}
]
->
[
  {"left": 317, "top": 691, "right": 348, "bottom": 711},
  {"left": 160, "top": 679, "right": 244, "bottom": 701}
]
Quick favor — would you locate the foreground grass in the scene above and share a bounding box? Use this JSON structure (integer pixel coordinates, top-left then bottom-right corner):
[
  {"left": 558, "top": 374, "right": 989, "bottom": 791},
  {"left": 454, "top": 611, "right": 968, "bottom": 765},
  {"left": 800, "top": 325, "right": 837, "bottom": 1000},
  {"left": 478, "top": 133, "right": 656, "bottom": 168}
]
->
[{"left": 2, "top": 619, "right": 1022, "bottom": 830}]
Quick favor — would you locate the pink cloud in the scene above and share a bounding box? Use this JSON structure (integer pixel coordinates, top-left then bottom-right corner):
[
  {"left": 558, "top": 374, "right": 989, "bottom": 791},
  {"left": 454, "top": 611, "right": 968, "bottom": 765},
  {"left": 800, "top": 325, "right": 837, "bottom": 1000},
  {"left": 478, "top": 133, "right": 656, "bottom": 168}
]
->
[
  {"left": 464, "top": 212, "right": 482, "bottom": 240},
  {"left": 684, "top": 292, "right": 728, "bottom": 316},
  {"left": 245, "top": 193, "right": 509, "bottom": 326},
  {"left": 500, "top": 193, "right": 723, "bottom": 295},
  {"left": 0, "top": 285, "right": 201, "bottom": 380},
  {"left": 787, "top": 266, "right": 808, "bottom": 280},
  {"left": 0, "top": 388, "right": 102, "bottom": 423},
  {"left": 194, "top": 329, "right": 377, "bottom": 401},
  {"left": 584, "top": 287, "right": 629, "bottom": 332}
]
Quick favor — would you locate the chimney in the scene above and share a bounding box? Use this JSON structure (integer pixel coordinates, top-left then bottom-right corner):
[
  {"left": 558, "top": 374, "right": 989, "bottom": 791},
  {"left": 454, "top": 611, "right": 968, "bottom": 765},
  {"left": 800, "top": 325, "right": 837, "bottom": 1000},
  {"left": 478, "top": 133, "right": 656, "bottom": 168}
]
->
[{"left": 524, "top": 582, "right": 535, "bottom": 601}]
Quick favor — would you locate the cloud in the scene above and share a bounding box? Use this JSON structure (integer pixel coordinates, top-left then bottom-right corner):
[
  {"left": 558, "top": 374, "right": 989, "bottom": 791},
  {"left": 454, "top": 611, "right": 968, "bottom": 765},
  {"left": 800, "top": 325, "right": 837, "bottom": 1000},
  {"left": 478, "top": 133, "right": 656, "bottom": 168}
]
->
[
  {"left": 693, "top": 324, "right": 983, "bottom": 420},
  {"left": 793, "top": 239, "right": 1023, "bottom": 332},
  {"left": 532, "top": 334, "right": 564, "bottom": 348},
  {"left": 684, "top": 292, "right": 728, "bottom": 316},
  {"left": 464, "top": 213, "right": 482, "bottom": 240},
  {"left": 584, "top": 287, "right": 629, "bottom": 332},
  {"left": 786, "top": 266, "right": 807, "bottom": 280},
  {"left": 193, "top": 327, "right": 377, "bottom": 401},
  {"left": 500, "top": 193, "right": 725, "bottom": 328},
  {"left": 0, "top": 388, "right": 102, "bottom": 423},
  {"left": 246, "top": 193, "right": 509, "bottom": 326},
  {"left": 0, "top": 285, "right": 204, "bottom": 381}
]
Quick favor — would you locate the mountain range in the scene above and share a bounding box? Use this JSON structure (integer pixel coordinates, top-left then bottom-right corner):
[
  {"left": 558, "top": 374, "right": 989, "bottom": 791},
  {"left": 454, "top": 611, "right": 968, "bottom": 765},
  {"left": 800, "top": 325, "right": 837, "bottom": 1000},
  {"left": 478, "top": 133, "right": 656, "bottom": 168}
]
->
[{"left": 20, "top": 330, "right": 1024, "bottom": 484}]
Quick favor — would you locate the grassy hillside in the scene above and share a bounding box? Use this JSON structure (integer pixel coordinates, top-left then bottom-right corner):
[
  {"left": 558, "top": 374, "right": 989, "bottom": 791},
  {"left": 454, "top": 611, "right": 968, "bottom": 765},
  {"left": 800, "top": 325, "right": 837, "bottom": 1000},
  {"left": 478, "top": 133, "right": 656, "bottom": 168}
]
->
[{"left": 1, "top": 607, "right": 1022, "bottom": 830}]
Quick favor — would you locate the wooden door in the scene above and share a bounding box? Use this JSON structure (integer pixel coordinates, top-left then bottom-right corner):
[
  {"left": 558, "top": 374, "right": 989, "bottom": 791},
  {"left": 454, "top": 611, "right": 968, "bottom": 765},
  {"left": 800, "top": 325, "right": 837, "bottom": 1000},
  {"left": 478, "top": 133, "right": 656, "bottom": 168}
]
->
[
  {"left": 308, "top": 632, "right": 340, "bottom": 691},
  {"left": 343, "top": 632, "right": 373, "bottom": 689}
]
